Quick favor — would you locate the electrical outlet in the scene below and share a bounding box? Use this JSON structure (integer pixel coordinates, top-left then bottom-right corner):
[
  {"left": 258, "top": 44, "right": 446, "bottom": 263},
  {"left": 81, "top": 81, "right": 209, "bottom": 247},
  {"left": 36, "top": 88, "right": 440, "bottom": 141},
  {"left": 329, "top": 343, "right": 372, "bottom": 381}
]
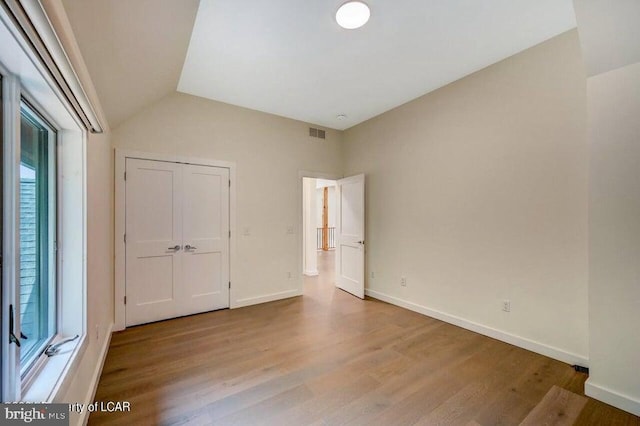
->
[
  {"left": 502, "top": 300, "right": 511, "bottom": 312},
  {"left": 400, "top": 276, "right": 407, "bottom": 287},
  {"left": 286, "top": 226, "right": 295, "bottom": 235}
]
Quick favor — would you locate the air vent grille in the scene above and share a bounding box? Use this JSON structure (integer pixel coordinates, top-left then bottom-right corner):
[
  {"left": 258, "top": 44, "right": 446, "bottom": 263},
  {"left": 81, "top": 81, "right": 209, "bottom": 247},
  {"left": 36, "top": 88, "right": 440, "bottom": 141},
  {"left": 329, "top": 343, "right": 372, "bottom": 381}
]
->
[{"left": 309, "top": 127, "right": 326, "bottom": 139}]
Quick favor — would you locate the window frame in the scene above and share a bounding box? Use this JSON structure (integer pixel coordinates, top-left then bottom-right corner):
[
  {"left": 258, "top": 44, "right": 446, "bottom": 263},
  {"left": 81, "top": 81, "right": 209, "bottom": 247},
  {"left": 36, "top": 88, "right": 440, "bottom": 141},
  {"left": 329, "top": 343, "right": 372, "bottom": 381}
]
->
[
  {"left": 1, "top": 3, "right": 89, "bottom": 403},
  {"left": 17, "top": 98, "right": 59, "bottom": 384}
]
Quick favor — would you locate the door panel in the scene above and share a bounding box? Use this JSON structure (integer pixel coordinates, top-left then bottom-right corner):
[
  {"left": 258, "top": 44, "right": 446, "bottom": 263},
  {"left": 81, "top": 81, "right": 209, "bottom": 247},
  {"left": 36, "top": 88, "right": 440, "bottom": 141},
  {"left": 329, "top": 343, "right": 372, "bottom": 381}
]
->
[
  {"left": 340, "top": 245, "right": 361, "bottom": 283},
  {"left": 129, "top": 255, "right": 175, "bottom": 304},
  {"left": 340, "top": 181, "right": 362, "bottom": 236},
  {"left": 181, "top": 164, "right": 230, "bottom": 314},
  {"left": 336, "top": 174, "right": 365, "bottom": 299},
  {"left": 125, "top": 159, "right": 182, "bottom": 326}
]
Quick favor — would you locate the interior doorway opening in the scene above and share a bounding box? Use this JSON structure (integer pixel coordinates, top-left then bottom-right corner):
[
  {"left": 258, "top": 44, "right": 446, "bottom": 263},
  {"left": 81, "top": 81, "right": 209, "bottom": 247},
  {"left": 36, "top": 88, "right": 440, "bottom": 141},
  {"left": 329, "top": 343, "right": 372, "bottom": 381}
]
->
[{"left": 302, "top": 177, "right": 337, "bottom": 291}]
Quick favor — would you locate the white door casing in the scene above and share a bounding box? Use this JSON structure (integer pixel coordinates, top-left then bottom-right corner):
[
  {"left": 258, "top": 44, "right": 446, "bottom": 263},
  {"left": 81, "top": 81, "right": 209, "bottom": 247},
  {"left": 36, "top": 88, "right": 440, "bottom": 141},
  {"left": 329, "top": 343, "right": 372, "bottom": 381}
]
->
[
  {"left": 336, "top": 174, "right": 365, "bottom": 299},
  {"left": 125, "top": 159, "right": 230, "bottom": 326}
]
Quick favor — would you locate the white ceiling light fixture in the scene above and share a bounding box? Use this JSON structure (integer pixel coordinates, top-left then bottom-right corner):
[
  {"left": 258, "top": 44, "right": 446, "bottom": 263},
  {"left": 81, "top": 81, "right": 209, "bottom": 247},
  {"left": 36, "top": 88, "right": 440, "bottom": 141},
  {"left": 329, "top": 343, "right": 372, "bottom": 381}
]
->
[{"left": 336, "top": 1, "right": 370, "bottom": 30}]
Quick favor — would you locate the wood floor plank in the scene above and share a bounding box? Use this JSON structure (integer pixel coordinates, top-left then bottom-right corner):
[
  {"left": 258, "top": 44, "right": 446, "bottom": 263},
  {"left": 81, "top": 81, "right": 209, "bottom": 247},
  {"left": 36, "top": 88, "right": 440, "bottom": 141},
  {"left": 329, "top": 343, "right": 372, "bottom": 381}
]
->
[
  {"left": 89, "top": 252, "right": 640, "bottom": 425},
  {"left": 520, "top": 385, "right": 588, "bottom": 426},
  {"left": 213, "top": 384, "right": 315, "bottom": 425},
  {"left": 575, "top": 399, "right": 640, "bottom": 426}
]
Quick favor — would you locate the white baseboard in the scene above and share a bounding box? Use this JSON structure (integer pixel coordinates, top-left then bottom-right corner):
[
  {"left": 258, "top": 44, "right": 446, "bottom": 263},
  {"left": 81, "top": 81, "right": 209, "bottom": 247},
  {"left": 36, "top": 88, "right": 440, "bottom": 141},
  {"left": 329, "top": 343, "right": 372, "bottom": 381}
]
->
[
  {"left": 365, "top": 289, "right": 589, "bottom": 367},
  {"left": 233, "top": 289, "right": 301, "bottom": 309},
  {"left": 303, "top": 269, "right": 319, "bottom": 277},
  {"left": 585, "top": 379, "right": 640, "bottom": 416},
  {"left": 80, "top": 322, "right": 114, "bottom": 426}
]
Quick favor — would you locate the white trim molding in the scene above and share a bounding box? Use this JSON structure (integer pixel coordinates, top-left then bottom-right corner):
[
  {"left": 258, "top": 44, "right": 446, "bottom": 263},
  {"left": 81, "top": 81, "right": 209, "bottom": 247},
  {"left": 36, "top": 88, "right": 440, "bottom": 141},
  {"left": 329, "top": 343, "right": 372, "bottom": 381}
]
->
[
  {"left": 233, "top": 289, "right": 301, "bottom": 309},
  {"left": 114, "top": 149, "right": 237, "bottom": 331},
  {"left": 78, "top": 323, "right": 113, "bottom": 426},
  {"left": 22, "top": 336, "right": 87, "bottom": 403},
  {"left": 365, "top": 288, "right": 590, "bottom": 367},
  {"left": 585, "top": 379, "right": 640, "bottom": 417}
]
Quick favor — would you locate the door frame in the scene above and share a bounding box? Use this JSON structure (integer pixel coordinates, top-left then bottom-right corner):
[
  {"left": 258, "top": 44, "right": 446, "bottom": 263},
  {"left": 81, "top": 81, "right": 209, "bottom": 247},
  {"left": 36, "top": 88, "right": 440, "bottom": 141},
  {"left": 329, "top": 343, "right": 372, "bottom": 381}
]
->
[
  {"left": 297, "top": 170, "right": 342, "bottom": 296},
  {"left": 114, "top": 149, "right": 237, "bottom": 331}
]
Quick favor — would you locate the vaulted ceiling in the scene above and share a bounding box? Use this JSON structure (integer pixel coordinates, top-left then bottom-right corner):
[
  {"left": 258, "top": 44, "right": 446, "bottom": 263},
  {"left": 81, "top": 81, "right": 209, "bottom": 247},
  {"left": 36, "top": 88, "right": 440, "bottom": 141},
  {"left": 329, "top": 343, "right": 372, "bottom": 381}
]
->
[
  {"left": 61, "top": 0, "right": 199, "bottom": 128},
  {"left": 62, "top": 0, "right": 577, "bottom": 130}
]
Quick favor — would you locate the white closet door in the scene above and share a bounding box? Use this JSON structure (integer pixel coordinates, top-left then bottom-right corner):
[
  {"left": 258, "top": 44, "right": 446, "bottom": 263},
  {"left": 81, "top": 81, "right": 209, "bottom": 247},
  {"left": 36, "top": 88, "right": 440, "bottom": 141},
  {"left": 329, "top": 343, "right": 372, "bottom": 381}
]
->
[
  {"left": 180, "top": 164, "right": 230, "bottom": 314},
  {"left": 125, "top": 159, "right": 230, "bottom": 326},
  {"left": 125, "top": 158, "right": 183, "bottom": 326}
]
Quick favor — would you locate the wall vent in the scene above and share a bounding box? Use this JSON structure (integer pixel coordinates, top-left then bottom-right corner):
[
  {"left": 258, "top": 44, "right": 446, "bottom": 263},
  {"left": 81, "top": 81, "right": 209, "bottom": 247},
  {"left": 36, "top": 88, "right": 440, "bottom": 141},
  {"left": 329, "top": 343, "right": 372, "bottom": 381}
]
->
[{"left": 309, "top": 127, "right": 326, "bottom": 139}]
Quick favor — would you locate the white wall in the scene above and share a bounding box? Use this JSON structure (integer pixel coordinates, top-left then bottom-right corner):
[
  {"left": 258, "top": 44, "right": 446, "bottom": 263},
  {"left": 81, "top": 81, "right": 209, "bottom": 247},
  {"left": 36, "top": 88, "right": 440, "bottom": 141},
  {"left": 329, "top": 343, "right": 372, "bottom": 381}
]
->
[
  {"left": 585, "top": 61, "right": 640, "bottom": 416},
  {"left": 573, "top": 0, "right": 640, "bottom": 77},
  {"left": 343, "top": 30, "right": 589, "bottom": 365},
  {"left": 112, "top": 93, "right": 343, "bottom": 307},
  {"left": 574, "top": 0, "right": 640, "bottom": 415},
  {"left": 60, "top": 131, "right": 113, "bottom": 425}
]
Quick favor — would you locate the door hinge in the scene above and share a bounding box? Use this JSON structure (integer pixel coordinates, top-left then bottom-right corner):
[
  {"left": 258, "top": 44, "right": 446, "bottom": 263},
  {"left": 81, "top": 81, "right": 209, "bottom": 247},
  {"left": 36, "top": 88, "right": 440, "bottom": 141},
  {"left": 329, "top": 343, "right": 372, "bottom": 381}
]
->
[
  {"left": 229, "top": 281, "right": 231, "bottom": 289},
  {"left": 124, "top": 233, "right": 126, "bottom": 243},
  {"left": 229, "top": 179, "right": 231, "bottom": 188},
  {"left": 229, "top": 230, "right": 231, "bottom": 238},
  {"left": 124, "top": 296, "right": 127, "bottom": 305},
  {"left": 124, "top": 171, "right": 127, "bottom": 181}
]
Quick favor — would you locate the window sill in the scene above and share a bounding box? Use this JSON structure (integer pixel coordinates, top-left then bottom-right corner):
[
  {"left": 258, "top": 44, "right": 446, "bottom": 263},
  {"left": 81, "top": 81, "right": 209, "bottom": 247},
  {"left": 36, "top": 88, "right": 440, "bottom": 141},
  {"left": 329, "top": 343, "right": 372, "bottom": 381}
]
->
[{"left": 21, "top": 335, "right": 87, "bottom": 402}]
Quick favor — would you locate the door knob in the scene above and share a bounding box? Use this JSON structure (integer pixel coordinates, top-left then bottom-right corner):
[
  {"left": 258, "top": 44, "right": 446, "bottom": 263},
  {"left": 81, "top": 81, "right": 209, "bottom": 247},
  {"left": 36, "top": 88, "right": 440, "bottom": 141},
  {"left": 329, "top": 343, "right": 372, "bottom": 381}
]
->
[
  {"left": 357, "top": 240, "right": 365, "bottom": 245},
  {"left": 168, "top": 245, "right": 181, "bottom": 251},
  {"left": 185, "top": 244, "right": 197, "bottom": 250}
]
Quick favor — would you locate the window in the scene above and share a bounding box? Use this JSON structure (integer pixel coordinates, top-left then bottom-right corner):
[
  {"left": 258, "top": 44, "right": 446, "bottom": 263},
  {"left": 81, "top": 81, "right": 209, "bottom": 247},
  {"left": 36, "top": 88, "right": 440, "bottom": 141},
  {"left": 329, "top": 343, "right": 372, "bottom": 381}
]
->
[
  {"left": 1, "top": 3, "right": 91, "bottom": 402},
  {"left": 18, "top": 102, "right": 57, "bottom": 376}
]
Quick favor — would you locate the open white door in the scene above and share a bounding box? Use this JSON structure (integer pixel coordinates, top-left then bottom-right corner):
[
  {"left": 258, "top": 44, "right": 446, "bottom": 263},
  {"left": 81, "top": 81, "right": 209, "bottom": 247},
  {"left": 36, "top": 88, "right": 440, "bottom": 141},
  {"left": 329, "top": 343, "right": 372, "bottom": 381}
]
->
[{"left": 336, "top": 174, "right": 365, "bottom": 299}]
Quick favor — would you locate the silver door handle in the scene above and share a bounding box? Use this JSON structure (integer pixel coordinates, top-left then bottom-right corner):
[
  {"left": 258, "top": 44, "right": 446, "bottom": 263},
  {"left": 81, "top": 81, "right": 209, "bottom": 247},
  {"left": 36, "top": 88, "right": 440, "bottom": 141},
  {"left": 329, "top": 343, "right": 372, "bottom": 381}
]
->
[
  {"left": 185, "top": 244, "right": 197, "bottom": 250},
  {"left": 357, "top": 240, "right": 365, "bottom": 245},
  {"left": 168, "top": 245, "right": 181, "bottom": 251}
]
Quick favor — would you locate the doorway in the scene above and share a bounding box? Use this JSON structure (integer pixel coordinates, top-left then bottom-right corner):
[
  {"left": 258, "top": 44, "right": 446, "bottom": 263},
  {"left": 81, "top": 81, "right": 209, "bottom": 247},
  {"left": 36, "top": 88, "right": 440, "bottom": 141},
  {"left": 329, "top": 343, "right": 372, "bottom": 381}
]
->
[
  {"left": 302, "top": 177, "right": 337, "bottom": 293},
  {"left": 298, "top": 172, "right": 366, "bottom": 300}
]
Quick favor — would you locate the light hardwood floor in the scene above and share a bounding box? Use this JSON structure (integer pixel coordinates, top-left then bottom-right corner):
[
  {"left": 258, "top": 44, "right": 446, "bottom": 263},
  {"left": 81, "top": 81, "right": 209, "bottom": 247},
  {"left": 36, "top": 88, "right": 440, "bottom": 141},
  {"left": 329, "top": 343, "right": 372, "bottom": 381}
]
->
[{"left": 90, "top": 251, "right": 640, "bottom": 425}]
